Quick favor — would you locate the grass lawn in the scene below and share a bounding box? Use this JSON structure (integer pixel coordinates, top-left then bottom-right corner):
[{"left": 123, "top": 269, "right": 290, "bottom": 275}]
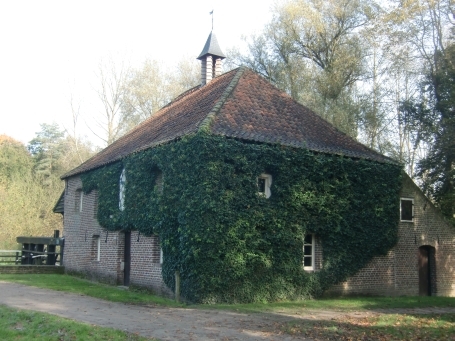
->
[
  {"left": 0, "top": 304, "right": 154, "bottom": 341},
  {"left": 0, "top": 274, "right": 182, "bottom": 307},
  {"left": 2, "top": 273, "right": 455, "bottom": 311},
  {"left": 201, "top": 296, "right": 455, "bottom": 314},
  {"left": 280, "top": 313, "right": 455, "bottom": 341},
  {"left": 1, "top": 273, "right": 455, "bottom": 340}
]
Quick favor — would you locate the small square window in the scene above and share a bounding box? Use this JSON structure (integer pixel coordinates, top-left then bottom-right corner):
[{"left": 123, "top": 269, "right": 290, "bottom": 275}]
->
[
  {"left": 257, "top": 173, "right": 272, "bottom": 198},
  {"left": 303, "top": 234, "right": 315, "bottom": 271},
  {"left": 401, "top": 198, "right": 414, "bottom": 222}
]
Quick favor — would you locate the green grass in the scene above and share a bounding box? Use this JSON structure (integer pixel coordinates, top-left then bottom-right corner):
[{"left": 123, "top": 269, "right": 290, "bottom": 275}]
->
[
  {"left": 0, "top": 274, "right": 182, "bottom": 307},
  {"left": 281, "top": 313, "right": 455, "bottom": 341},
  {"left": 2, "top": 274, "right": 455, "bottom": 340},
  {"left": 2, "top": 273, "right": 455, "bottom": 313},
  {"left": 196, "top": 296, "right": 455, "bottom": 314},
  {"left": 0, "top": 304, "right": 154, "bottom": 341}
]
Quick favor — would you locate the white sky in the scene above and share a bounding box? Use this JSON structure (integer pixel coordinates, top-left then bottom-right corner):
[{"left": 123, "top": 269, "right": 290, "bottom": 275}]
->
[{"left": 0, "top": 0, "right": 275, "bottom": 147}]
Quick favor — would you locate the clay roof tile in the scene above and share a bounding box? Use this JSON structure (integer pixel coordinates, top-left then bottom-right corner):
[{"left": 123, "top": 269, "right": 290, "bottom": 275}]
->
[{"left": 63, "top": 67, "right": 396, "bottom": 179}]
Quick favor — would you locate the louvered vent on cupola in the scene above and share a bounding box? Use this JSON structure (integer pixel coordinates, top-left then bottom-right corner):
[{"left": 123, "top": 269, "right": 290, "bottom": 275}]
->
[{"left": 197, "top": 31, "right": 226, "bottom": 86}]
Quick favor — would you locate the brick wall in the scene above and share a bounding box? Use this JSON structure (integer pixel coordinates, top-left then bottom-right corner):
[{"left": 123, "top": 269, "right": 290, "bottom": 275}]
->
[
  {"left": 327, "top": 174, "right": 455, "bottom": 297},
  {"left": 129, "top": 231, "right": 171, "bottom": 296},
  {"left": 64, "top": 173, "right": 455, "bottom": 298},
  {"left": 63, "top": 176, "right": 171, "bottom": 296}
]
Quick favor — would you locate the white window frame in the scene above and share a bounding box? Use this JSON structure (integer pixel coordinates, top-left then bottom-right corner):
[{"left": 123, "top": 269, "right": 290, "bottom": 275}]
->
[
  {"left": 75, "top": 189, "right": 83, "bottom": 213},
  {"left": 119, "top": 168, "right": 126, "bottom": 211},
  {"left": 303, "top": 234, "right": 315, "bottom": 271},
  {"left": 97, "top": 237, "right": 101, "bottom": 261},
  {"left": 257, "top": 173, "right": 272, "bottom": 198},
  {"left": 400, "top": 197, "right": 414, "bottom": 222},
  {"left": 79, "top": 191, "right": 83, "bottom": 212},
  {"left": 93, "top": 236, "right": 101, "bottom": 261}
]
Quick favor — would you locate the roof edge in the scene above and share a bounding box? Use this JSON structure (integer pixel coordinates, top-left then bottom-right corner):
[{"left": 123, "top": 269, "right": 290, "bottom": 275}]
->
[{"left": 198, "top": 67, "right": 246, "bottom": 133}]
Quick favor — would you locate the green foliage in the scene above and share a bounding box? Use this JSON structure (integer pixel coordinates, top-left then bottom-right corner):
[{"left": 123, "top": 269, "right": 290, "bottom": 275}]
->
[
  {"left": 402, "top": 43, "right": 455, "bottom": 225},
  {"left": 0, "top": 127, "right": 95, "bottom": 249},
  {"left": 81, "top": 133, "right": 402, "bottom": 303},
  {"left": 0, "top": 135, "right": 63, "bottom": 249},
  {"left": 28, "top": 123, "right": 66, "bottom": 186},
  {"left": 0, "top": 135, "right": 33, "bottom": 183}
]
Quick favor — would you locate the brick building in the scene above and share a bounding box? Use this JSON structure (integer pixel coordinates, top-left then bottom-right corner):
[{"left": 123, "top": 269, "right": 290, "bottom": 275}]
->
[
  {"left": 58, "top": 32, "right": 455, "bottom": 298},
  {"left": 328, "top": 174, "right": 455, "bottom": 296}
]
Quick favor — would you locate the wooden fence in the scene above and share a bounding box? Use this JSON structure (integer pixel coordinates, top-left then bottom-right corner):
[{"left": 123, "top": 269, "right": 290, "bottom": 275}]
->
[{"left": 0, "top": 250, "right": 21, "bottom": 265}]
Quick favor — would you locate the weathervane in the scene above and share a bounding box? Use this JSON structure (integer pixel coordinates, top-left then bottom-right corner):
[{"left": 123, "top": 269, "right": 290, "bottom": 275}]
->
[{"left": 210, "top": 9, "right": 214, "bottom": 31}]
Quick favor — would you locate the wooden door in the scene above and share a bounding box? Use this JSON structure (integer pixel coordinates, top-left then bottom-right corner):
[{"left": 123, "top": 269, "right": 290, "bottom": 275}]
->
[
  {"left": 418, "top": 246, "right": 430, "bottom": 296},
  {"left": 124, "top": 231, "right": 131, "bottom": 286}
]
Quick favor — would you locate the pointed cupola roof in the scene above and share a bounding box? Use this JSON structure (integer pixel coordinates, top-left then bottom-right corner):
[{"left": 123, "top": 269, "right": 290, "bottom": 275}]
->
[{"left": 197, "top": 31, "right": 226, "bottom": 60}]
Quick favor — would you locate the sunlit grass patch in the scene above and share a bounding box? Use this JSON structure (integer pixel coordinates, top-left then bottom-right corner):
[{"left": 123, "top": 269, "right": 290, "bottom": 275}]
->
[
  {"left": 281, "top": 313, "right": 455, "bottom": 341},
  {"left": 0, "top": 304, "right": 154, "bottom": 341},
  {"left": 0, "top": 274, "right": 181, "bottom": 307}
]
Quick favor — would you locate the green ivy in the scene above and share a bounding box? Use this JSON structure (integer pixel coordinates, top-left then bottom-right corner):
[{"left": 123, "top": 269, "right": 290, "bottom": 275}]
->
[{"left": 81, "top": 133, "right": 402, "bottom": 303}]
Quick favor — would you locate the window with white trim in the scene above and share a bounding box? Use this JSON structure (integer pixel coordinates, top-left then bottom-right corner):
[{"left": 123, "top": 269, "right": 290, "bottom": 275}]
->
[
  {"left": 75, "top": 189, "right": 83, "bottom": 213},
  {"left": 92, "top": 235, "right": 101, "bottom": 261},
  {"left": 400, "top": 198, "right": 414, "bottom": 222},
  {"left": 119, "top": 168, "right": 126, "bottom": 211},
  {"left": 257, "top": 173, "right": 272, "bottom": 198},
  {"left": 303, "top": 234, "right": 315, "bottom": 271}
]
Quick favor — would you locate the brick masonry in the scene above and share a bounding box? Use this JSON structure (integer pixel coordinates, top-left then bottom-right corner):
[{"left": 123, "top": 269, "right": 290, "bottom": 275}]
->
[
  {"left": 62, "top": 176, "right": 171, "bottom": 296},
  {"left": 328, "top": 174, "right": 455, "bottom": 296},
  {"left": 63, "top": 174, "right": 455, "bottom": 298}
]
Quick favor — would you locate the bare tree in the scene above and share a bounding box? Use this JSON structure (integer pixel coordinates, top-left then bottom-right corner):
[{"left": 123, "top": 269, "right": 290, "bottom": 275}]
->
[{"left": 90, "top": 59, "right": 129, "bottom": 145}]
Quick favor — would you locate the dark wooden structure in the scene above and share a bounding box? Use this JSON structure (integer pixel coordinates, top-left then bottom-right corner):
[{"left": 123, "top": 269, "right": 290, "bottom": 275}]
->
[{"left": 16, "top": 230, "right": 64, "bottom": 266}]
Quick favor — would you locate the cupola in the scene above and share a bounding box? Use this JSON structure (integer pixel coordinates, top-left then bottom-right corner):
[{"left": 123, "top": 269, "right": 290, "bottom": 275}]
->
[{"left": 197, "top": 31, "right": 225, "bottom": 86}]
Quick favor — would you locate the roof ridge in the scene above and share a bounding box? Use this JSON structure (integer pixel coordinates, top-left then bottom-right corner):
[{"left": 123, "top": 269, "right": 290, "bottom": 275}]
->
[{"left": 198, "top": 66, "right": 246, "bottom": 133}]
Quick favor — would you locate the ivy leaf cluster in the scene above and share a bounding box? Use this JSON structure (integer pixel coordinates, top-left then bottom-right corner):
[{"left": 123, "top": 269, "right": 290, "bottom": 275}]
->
[{"left": 81, "top": 133, "right": 402, "bottom": 303}]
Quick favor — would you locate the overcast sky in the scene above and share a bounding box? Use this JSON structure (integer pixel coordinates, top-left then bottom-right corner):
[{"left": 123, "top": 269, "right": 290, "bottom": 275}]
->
[{"left": 0, "top": 0, "right": 275, "bottom": 146}]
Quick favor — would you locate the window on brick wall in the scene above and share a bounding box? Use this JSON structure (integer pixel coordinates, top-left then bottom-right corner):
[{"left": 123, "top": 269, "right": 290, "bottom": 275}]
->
[
  {"left": 151, "top": 236, "right": 162, "bottom": 264},
  {"left": 303, "top": 234, "right": 315, "bottom": 271},
  {"left": 257, "top": 173, "right": 272, "bottom": 198},
  {"left": 119, "top": 168, "right": 126, "bottom": 211},
  {"left": 92, "top": 235, "right": 100, "bottom": 261},
  {"left": 400, "top": 198, "right": 414, "bottom": 222},
  {"left": 75, "top": 189, "right": 83, "bottom": 213}
]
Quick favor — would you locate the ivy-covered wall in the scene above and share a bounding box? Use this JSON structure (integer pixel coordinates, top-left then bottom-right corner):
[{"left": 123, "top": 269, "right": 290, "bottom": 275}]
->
[{"left": 81, "top": 133, "right": 402, "bottom": 303}]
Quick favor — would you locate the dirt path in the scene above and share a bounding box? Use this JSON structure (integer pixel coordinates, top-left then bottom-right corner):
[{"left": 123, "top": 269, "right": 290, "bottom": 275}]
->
[
  {"left": 1, "top": 281, "right": 454, "bottom": 341},
  {"left": 0, "top": 281, "right": 310, "bottom": 340}
]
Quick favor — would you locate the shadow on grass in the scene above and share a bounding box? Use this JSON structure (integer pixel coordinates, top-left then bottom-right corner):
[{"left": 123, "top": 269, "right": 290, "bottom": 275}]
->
[
  {"left": 197, "top": 296, "right": 455, "bottom": 315},
  {"left": 279, "top": 313, "right": 455, "bottom": 341}
]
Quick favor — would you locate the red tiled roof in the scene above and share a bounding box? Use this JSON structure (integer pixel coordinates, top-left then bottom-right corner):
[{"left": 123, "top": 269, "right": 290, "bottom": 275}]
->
[{"left": 63, "top": 67, "right": 395, "bottom": 178}]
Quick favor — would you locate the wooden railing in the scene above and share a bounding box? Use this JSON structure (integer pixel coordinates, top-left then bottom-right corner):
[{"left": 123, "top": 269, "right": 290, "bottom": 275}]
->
[{"left": 0, "top": 250, "right": 21, "bottom": 265}]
